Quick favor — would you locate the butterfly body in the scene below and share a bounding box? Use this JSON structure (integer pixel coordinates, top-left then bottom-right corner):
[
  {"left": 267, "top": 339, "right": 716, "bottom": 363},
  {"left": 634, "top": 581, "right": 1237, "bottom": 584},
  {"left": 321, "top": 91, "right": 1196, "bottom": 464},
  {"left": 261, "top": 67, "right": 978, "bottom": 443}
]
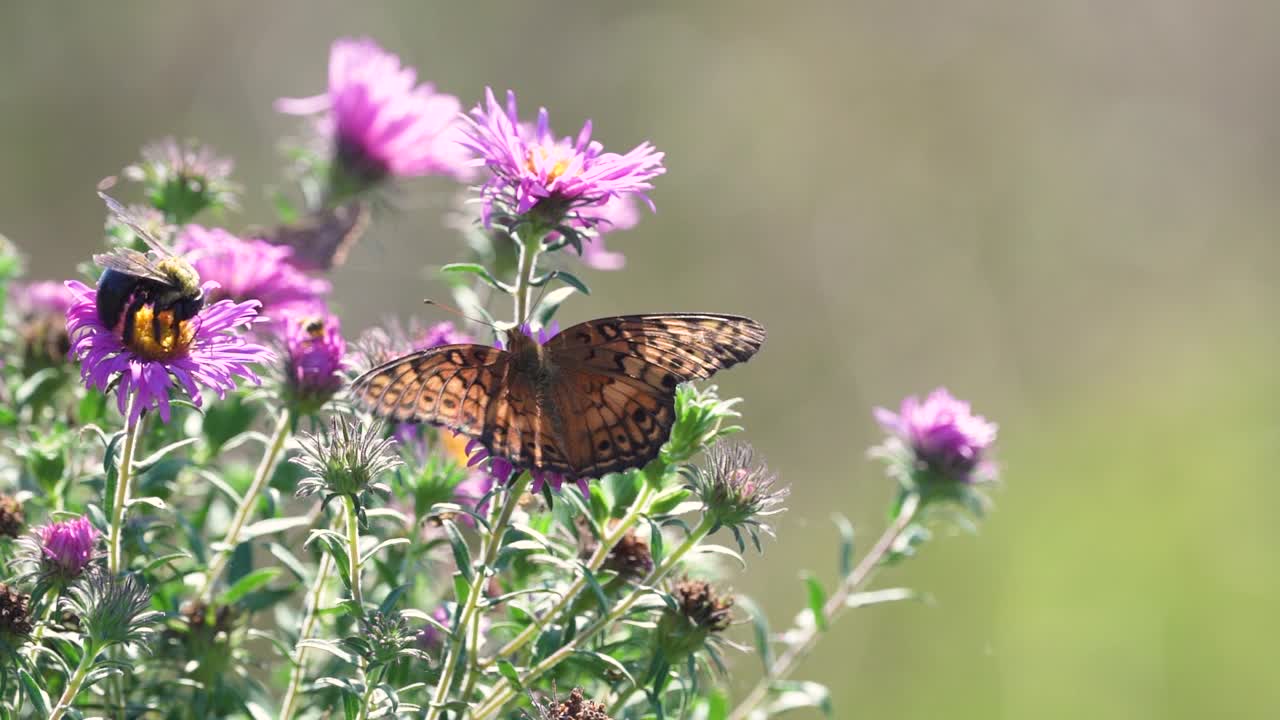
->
[{"left": 352, "top": 314, "right": 765, "bottom": 480}]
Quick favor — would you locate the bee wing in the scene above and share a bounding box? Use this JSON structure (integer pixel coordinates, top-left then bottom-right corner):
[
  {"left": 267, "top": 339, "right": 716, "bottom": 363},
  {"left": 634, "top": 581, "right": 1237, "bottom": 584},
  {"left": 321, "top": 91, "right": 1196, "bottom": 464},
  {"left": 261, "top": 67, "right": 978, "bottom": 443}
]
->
[
  {"left": 98, "top": 191, "right": 174, "bottom": 258},
  {"left": 93, "top": 248, "right": 174, "bottom": 284}
]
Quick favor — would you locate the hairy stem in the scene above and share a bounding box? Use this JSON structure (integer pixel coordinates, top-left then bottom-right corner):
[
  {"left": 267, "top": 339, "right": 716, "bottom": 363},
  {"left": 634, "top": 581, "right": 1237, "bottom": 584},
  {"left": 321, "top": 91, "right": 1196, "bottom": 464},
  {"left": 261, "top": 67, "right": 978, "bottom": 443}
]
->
[
  {"left": 725, "top": 493, "right": 921, "bottom": 720},
  {"left": 198, "top": 407, "right": 292, "bottom": 601},
  {"left": 106, "top": 399, "right": 140, "bottom": 575},
  {"left": 484, "top": 482, "right": 659, "bottom": 666},
  {"left": 512, "top": 233, "right": 541, "bottom": 325},
  {"left": 344, "top": 495, "right": 364, "bottom": 613},
  {"left": 473, "top": 514, "right": 717, "bottom": 719},
  {"left": 48, "top": 643, "right": 96, "bottom": 720},
  {"left": 279, "top": 536, "right": 337, "bottom": 720},
  {"left": 425, "top": 474, "right": 530, "bottom": 720}
]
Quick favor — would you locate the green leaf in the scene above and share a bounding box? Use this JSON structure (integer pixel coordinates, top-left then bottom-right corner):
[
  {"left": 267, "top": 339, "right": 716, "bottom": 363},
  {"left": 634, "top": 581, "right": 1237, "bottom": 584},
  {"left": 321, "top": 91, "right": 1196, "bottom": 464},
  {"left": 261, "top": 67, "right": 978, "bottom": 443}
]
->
[
  {"left": 440, "top": 262, "right": 509, "bottom": 292},
  {"left": 737, "top": 596, "right": 774, "bottom": 672},
  {"left": 833, "top": 513, "right": 855, "bottom": 578},
  {"left": 242, "top": 516, "right": 312, "bottom": 540},
  {"left": 18, "top": 669, "right": 50, "bottom": 716},
  {"left": 767, "top": 680, "right": 832, "bottom": 716},
  {"left": 496, "top": 659, "right": 522, "bottom": 691},
  {"left": 15, "top": 368, "right": 62, "bottom": 408},
  {"left": 579, "top": 563, "right": 609, "bottom": 613},
  {"left": 443, "top": 520, "right": 474, "bottom": 583},
  {"left": 217, "top": 567, "right": 281, "bottom": 606},
  {"left": 533, "top": 285, "right": 579, "bottom": 326},
  {"left": 802, "top": 573, "right": 829, "bottom": 631},
  {"left": 544, "top": 269, "right": 590, "bottom": 295}
]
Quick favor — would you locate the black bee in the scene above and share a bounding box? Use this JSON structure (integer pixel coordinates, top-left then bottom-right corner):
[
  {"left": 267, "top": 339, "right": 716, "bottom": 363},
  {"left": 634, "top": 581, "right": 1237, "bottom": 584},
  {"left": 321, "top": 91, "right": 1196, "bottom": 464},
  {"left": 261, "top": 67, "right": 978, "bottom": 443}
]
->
[{"left": 94, "top": 193, "right": 204, "bottom": 352}]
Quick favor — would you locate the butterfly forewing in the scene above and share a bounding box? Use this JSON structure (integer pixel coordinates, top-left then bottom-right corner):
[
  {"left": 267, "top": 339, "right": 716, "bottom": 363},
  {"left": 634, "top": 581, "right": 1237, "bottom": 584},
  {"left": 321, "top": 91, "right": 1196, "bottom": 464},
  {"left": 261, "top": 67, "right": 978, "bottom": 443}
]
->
[
  {"left": 546, "top": 314, "right": 766, "bottom": 392},
  {"left": 352, "top": 344, "right": 508, "bottom": 434}
]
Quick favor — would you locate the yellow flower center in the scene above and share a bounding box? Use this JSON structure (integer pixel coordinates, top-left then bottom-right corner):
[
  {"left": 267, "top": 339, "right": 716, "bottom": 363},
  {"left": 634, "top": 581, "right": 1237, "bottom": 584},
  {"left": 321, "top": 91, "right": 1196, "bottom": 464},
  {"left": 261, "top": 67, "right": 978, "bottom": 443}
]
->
[
  {"left": 126, "top": 305, "right": 196, "bottom": 361},
  {"left": 525, "top": 145, "right": 571, "bottom": 183}
]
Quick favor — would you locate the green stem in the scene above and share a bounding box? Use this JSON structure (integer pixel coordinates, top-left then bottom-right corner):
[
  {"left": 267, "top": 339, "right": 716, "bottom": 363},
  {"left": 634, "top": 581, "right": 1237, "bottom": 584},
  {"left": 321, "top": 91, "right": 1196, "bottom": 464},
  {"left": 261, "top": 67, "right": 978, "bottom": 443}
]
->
[
  {"left": 107, "top": 399, "right": 140, "bottom": 575},
  {"left": 344, "top": 495, "right": 364, "bottom": 613},
  {"left": 424, "top": 474, "right": 530, "bottom": 720},
  {"left": 512, "top": 230, "right": 542, "bottom": 325},
  {"left": 48, "top": 643, "right": 97, "bottom": 720},
  {"left": 725, "top": 493, "right": 921, "bottom": 720},
  {"left": 483, "top": 482, "right": 659, "bottom": 666},
  {"left": 199, "top": 408, "right": 292, "bottom": 601},
  {"left": 355, "top": 666, "right": 383, "bottom": 720},
  {"left": 279, "top": 540, "right": 337, "bottom": 720},
  {"left": 472, "top": 514, "right": 717, "bottom": 719}
]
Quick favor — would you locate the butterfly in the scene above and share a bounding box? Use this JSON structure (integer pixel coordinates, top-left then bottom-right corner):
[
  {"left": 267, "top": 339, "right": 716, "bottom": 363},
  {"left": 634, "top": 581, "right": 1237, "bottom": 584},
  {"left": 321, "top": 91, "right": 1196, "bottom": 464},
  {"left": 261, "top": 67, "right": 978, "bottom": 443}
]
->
[
  {"left": 261, "top": 202, "right": 370, "bottom": 272},
  {"left": 350, "top": 314, "right": 765, "bottom": 480}
]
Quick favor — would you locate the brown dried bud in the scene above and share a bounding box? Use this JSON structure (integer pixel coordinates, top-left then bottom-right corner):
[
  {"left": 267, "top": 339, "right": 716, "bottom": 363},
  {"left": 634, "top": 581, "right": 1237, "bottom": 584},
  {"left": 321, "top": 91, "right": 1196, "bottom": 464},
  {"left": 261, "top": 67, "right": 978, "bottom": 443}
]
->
[
  {"left": 672, "top": 578, "right": 733, "bottom": 633},
  {"left": 541, "top": 688, "right": 612, "bottom": 720},
  {"left": 577, "top": 517, "right": 654, "bottom": 581},
  {"left": 0, "top": 495, "right": 24, "bottom": 539},
  {"left": 0, "top": 584, "right": 34, "bottom": 640}
]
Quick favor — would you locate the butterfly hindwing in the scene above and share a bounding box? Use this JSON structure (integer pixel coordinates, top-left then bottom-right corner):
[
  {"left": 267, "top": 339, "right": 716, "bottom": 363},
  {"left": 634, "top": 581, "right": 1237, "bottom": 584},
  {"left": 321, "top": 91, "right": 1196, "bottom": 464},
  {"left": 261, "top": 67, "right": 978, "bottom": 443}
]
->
[{"left": 553, "top": 369, "right": 675, "bottom": 478}]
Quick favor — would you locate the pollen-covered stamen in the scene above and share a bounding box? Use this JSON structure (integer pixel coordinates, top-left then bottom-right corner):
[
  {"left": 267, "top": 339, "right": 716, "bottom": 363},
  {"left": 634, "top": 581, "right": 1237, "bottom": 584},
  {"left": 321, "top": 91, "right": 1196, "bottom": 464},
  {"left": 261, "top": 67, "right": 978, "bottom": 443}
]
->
[
  {"left": 525, "top": 144, "right": 572, "bottom": 183},
  {"left": 126, "top": 305, "right": 197, "bottom": 361}
]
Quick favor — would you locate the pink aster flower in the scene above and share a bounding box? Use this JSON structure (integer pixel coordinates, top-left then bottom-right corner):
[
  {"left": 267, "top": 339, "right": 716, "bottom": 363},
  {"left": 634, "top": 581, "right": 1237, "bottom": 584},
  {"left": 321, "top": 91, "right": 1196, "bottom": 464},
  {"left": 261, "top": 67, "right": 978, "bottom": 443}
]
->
[
  {"left": 65, "top": 280, "right": 272, "bottom": 426},
  {"left": 36, "top": 516, "right": 99, "bottom": 579},
  {"left": 175, "top": 226, "right": 330, "bottom": 321},
  {"left": 874, "top": 388, "right": 998, "bottom": 484},
  {"left": 460, "top": 88, "right": 665, "bottom": 228},
  {"left": 11, "top": 281, "right": 75, "bottom": 319},
  {"left": 11, "top": 281, "right": 76, "bottom": 367},
  {"left": 416, "top": 320, "right": 474, "bottom": 351},
  {"left": 276, "top": 37, "right": 471, "bottom": 185},
  {"left": 280, "top": 309, "right": 346, "bottom": 413}
]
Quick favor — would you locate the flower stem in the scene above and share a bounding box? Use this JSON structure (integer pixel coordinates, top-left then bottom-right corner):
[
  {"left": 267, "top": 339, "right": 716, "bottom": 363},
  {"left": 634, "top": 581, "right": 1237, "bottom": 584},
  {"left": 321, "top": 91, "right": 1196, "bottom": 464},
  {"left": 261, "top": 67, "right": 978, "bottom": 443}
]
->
[
  {"left": 472, "top": 514, "right": 717, "bottom": 719},
  {"left": 48, "top": 642, "right": 97, "bottom": 720},
  {"left": 198, "top": 408, "right": 292, "bottom": 602},
  {"left": 424, "top": 474, "right": 530, "bottom": 720},
  {"left": 344, "top": 495, "right": 364, "bottom": 613},
  {"left": 279, "top": 538, "right": 337, "bottom": 720},
  {"left": 725, "top": 493, "right": 921, "bottom": 720},
  {"left": 107, "top": 400, "right": 141, "bottom": 575},
  {"left": 483, "top": 482, "right": 659, "bottom": 666},
  {"left": 512, "top": 230, "right": 542, "bottom": 325}
]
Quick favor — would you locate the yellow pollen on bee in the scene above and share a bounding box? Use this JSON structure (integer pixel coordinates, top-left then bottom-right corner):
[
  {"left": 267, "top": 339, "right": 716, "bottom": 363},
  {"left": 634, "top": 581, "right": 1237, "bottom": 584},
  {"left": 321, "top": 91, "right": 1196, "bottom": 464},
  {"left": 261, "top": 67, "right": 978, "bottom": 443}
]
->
[{"left": 126, "top": 305, "right": 196, "bottom": 361}]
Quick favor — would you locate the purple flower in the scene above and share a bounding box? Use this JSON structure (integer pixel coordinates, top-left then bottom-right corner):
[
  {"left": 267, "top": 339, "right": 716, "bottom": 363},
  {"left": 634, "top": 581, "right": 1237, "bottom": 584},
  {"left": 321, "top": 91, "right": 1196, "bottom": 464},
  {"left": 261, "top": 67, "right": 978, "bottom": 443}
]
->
[
  {"left": 37, "top": 516, "right": 99, "bottom": 578},
  {"left": 11, "top": 281, "right": 75, "bottom": 318},
  {"left": 416, "top": 321, "right": 474, "bottom": 351},
  {"left": 874, "top": 388, "right": 998, "bottom": 484},
  {"left": 11, "top": 281, "right": 76, "bottom": 367},
  {"left": 460, "top": 88, "right": 665, "bottom": 228},
  {"left": 65, "top": 280, "right": 272, "bottom": 426},
  {"left": 175, "top": 226, "right": 330, "bottom": 321},
  {"left": 281, "top": 309, "right": 347, "bottom": 412},
  {"left": 276, "top": 37, "right": 471, "bottom": 184}
]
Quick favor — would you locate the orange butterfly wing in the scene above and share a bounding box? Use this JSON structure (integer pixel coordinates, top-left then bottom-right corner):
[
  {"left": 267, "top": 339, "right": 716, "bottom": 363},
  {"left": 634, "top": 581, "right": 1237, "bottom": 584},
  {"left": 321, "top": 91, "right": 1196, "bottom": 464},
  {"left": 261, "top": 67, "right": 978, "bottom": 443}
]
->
[
  {"left": 544, "top": 314, "right": 766, "bottom": 478},
  {"left": 349, "top": 344, "right": 566, "bottom": 471},
  {"left": 351, "top": 314, "right": 765, "bottom": 480}
]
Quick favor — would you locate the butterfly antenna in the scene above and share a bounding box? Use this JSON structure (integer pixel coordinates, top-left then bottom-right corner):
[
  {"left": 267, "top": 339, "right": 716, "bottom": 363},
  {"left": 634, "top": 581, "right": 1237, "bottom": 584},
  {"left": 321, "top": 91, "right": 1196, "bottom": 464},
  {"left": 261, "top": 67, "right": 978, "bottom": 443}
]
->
[
  {"left": 423, "top": 299, "right": 497, "bottom": 331},
  {"left": 96, "top": 187, "right": 175, "bottom": 258}
]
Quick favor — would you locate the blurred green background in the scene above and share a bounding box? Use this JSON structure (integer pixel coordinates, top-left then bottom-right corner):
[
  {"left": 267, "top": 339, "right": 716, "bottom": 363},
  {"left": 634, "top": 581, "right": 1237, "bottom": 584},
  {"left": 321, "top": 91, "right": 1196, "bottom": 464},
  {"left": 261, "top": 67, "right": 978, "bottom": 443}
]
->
[{"left": 3, "top": 2, "right": 1278, "bottom": 717}]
